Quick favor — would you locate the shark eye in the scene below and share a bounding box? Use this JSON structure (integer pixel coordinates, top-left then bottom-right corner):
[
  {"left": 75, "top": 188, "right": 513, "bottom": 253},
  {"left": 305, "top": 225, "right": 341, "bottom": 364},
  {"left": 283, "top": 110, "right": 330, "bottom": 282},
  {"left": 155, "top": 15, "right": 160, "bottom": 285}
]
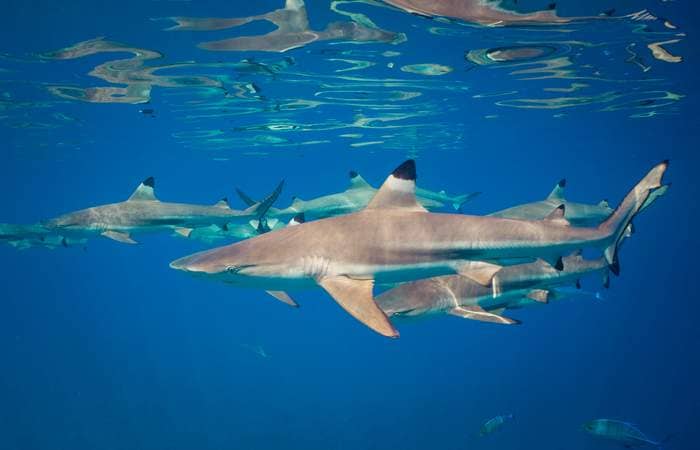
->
[{"left": 226, "top": 266, "right": 241, "bottom": 274}]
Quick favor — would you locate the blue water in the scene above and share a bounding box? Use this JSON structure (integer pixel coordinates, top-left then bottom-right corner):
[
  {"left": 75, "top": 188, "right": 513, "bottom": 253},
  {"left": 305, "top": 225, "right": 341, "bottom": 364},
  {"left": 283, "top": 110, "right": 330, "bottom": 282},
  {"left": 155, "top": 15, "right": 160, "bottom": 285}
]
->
[{"left": 1, "top": 1, "right": 698, "bottom": 449}]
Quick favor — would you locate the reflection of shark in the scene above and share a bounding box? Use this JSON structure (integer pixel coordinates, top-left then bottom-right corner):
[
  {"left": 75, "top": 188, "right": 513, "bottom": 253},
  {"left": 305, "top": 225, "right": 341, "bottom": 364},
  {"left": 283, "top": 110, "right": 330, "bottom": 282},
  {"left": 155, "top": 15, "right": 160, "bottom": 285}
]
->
[
  {"left": 166, "top": 0, "right": 401, "bottom": 53},
  {"left": 171, "top": 159, "right": 668, "bottom": 338},
  {"left": 238, "top": 171, "right": 479, "bottom": 221},
  {"left": 377, "top": 252, "right": 610, "bottom": 325},
  {"left": 0, "top": 223, "right": 87, "bottom": 250},
  {"left": 44, "top": 178, "right": 283, "bottom": 244},
  {"left": 490, "top": 180, "right": 669, "bottom": 226}
]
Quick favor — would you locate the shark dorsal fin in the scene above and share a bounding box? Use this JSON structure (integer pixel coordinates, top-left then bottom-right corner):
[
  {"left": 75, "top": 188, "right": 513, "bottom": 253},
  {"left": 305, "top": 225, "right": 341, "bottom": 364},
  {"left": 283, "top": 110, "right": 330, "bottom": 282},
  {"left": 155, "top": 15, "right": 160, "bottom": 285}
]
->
[
  {"left": 214, "top": 198, "right": 230, "bottom": 209},
  {"left": 544, "top": 204, "right": 570, "bottom": 226},
  {"left": 598, "top": 199, "right": 610, "bottom": 208},
  {"left": 291, "top": 196, "right": 305, "bottom": 208},
  {"left": 547, "top": 179, "right": 566, "bottom": 201},
  {"left": 128, "top": 177, "right": 158, "bottom": 202},
  {"left": 366, "top": 160, "right": 427, "bottom": 212},
  {"left": 348, "top": 171, "right": 372, "bottom": 190}
]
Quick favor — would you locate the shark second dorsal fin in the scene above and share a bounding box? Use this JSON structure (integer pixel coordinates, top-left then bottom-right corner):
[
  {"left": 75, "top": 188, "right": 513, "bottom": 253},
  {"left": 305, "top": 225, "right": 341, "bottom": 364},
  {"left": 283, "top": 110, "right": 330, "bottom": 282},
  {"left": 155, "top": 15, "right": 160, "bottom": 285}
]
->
[
  {"left": 348, "top": 171, "right": 372, "bottom": 190},
  {"left": 128, "top": 177, "right": 158, "bottom": 202},
  {"left": 214, "top": 197, "right": 230, "bottom": 209},
  {"left": 547, "top": 179, "right": 566, "bottom": 201},
  {"left": 366, "top": 160, "right": 427, "bottom": 212}
]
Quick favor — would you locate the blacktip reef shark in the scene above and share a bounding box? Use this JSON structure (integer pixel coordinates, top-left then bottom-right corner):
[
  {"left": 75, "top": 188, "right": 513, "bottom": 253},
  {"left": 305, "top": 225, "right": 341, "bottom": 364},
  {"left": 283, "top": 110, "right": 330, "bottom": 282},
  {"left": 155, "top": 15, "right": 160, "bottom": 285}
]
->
[
  {"left": 376, "top": 252, "right": 611, "bottom": 325},
  {"left": 0, "top": 223, "right": 87, "bottom": 250},
  {"left": 43, "top": 177, "right": 284, "bottom": 244},
  {"left": 170, "top": 159, "right": 668, "bottom": 338},
  {"left": 236, "top": 170, "right": 479, "bottom": 221},
  {"left": 489, "top": 179, "right": 669, "bottom": 227}
]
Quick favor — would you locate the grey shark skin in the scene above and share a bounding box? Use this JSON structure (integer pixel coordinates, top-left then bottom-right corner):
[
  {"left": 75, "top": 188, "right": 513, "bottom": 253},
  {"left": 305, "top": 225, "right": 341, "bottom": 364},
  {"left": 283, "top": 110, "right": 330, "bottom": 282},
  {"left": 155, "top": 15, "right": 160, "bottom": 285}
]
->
[
  {"left": 376, "top": 253, "right": 609, "bottom": 324},
  {"left": 252, "top": 171, "right": 478, "bottom": 221},
  {"left": 173, "top": 218, "right": 286, "bottom": 244},
  {"left": 171, "top": 159, "right": 668, "bottom": 338},
  {"left": 43, "top": 177, "right": 283, "bottom": 244}
]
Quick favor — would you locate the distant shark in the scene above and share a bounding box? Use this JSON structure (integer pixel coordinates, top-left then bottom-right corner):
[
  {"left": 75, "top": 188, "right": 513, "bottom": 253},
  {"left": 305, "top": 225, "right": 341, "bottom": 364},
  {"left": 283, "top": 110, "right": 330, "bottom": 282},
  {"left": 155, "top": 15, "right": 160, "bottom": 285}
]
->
[
  {"left": 170, "top": 159, "right": 668, "bottom": 338},
  {"left": 0, "top": 223, "right": 87, "bottom": 250},
  {"left": 490, "top": 179, "right": 669, "bottom": 226},
  {"left": 237, "top": 170, "right": 479, "bottom": 221},
  {"left": 43, "top": 177, "right": 283, "bottom": 244}
]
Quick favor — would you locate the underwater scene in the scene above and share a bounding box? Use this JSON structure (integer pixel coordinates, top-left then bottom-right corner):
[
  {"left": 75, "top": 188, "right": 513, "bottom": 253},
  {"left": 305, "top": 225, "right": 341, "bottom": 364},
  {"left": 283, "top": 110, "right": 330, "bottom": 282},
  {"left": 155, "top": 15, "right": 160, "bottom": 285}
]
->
[{"left": 1, "top": 0, "right": 698, "bottom": 449}]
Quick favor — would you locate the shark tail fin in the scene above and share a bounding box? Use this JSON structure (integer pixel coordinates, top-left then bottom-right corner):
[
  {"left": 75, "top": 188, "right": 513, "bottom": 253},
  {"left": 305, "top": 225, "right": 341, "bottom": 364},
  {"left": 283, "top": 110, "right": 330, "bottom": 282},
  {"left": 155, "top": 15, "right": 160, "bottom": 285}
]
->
[
  {"left": 235, "top": 188, "right": 257, "bottom": 207},
  {"left": 599, "top": 161, "right": 669, "bottom": 270},
  {"left": 253, "top": 180, "right": 284, "bottom": 218},
  {"left": 451, "top": 192, "right": 481, "bottom": 211}
]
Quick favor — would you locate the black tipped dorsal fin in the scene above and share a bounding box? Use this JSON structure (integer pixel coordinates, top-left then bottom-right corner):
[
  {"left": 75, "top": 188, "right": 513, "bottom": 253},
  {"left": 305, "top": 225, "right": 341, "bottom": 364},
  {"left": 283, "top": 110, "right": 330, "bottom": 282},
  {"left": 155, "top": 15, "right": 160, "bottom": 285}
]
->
[
  {"left": 547, "top": 179, "right": 566, "bottom": 201},
  {"left": 128, "top": 177, "right": 158, "bottom": 202},
  {"left": 348, "top": 171, "right": 372, "bottom": 190},
  {"left": 366, "top": 160, "right": 427, "bottom": 212},
  {"left": 214, "top": 197, "right": 230, "bottom": 209},
  {"left": 544, "top": 204, "right": 570, "bottom": 226}
]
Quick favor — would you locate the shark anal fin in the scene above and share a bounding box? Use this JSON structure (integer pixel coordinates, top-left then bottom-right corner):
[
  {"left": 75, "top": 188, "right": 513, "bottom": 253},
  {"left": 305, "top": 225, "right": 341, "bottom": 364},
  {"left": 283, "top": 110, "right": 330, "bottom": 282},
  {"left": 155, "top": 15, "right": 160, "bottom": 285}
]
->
[
  {"left": 101, "top": 230, "right": 137, "bottom": 244},
  {"left": 526, "top": 289, "right": 549, "bottom": 303},
  {"left": 458, "top": 262, "right": 503, "bottom": 286},
  {"left": 265, "top": 290, "right": 299, "bottom": 307},
  {"left": 317, "top": 275, "right": 398, "bottom": 338},
  {"left": 366, "top": 160, "right": 427, "bottom": 212},
  {"left": 449, "top": 306, "right": 518, "bottom": 325}
]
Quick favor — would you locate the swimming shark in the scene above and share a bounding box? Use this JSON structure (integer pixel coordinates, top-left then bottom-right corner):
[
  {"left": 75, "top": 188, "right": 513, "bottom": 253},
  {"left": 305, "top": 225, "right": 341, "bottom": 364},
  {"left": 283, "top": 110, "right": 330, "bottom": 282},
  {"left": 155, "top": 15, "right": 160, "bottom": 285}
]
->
[
  {"left": 490, "top": 179, "right": 669, "bottom": 226},
  {"left": 170, "top": 159, "right": 668, "bottom": 338},
  {"left": 237, "top": 170, "right": 479, "bottom": 221},
  {"left": 0, "top": 223, "right": 87, "bottom": 250},
  {"left": 376, "top": 252, "right": 610, "bottom": 325},
  {"left": 43, "top": 177, "right": 283, "bottom": 244}
]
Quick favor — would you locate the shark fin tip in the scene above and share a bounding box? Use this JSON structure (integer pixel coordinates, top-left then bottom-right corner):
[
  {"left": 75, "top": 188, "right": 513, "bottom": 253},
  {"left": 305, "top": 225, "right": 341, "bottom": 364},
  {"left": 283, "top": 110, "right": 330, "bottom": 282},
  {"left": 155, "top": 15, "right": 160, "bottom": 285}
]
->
[{"left": 392, "top": 160, "right": 416, "bottom": 181}]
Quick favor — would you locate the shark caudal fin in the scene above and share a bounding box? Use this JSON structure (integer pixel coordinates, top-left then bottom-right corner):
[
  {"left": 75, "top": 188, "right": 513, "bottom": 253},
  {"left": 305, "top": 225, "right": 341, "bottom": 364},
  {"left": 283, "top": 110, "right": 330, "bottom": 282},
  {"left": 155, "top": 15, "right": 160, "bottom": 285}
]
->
[
  {"left": 235, "top": 188, "right": 257, "bottom": 207},
  {"left": 246, "top": 180, "right": 284, "bottom": 218},
  {"left": 599, "top": 161, "right": 669, "bottom": 272}
]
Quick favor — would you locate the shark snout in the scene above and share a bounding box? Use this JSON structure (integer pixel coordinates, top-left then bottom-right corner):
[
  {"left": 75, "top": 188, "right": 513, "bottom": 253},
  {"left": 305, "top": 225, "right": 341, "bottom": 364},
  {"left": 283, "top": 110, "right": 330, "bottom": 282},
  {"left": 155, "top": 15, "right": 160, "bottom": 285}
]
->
[{"left": 169, "top": 253, "right": 214, "bottom": 273}]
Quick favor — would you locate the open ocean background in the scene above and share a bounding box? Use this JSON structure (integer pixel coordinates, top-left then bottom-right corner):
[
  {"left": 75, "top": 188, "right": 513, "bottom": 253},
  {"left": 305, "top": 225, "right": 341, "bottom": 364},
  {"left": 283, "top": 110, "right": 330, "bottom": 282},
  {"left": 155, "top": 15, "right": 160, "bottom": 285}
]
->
[{"left": 1, "top": 1, "right": 698, "bottom": 449}]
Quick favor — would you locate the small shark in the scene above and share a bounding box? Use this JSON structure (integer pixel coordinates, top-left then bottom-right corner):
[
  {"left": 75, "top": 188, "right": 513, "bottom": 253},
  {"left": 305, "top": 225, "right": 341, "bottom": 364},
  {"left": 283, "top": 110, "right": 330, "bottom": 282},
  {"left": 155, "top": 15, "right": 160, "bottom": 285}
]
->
[
  {"left": 490, "top": 179, "right": 669, "bottom": 226},
  {"left": 171, "top": 159, "right": 668, "bottom": 338},
  {"left": 238, "top": 170, "right": 479, "bottom": 221},
  {"left": 376, "top": 252, "right": 610, "bottom": 325},
  {"left": 43, "top": 177, "right": 283, "bottom": 244},
  {"left": 0, "top": 223, "right": 87, "bottom": 250}
]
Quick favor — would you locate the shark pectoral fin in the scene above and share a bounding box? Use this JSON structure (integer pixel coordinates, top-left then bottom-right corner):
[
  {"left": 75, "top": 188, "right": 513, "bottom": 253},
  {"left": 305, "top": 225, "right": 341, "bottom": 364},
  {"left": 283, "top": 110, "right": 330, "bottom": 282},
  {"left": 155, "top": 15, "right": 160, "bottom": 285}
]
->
[
  {"left": 448, "top": 306, "right": 518, "bottom": 325},
  {"left": 265, "top": 290, "right": 299, "bottom": 307},
  {"left": 544, "top": 204, "right": 571, "bottom": 226},
  {"left": 174, "top": 227, "right": 194, "bottom": 238},
  {"left": 458, "top": 262, "right": 503, "bottom": 286},
  {"left": 101, "top": 230, "right": 137, "bottom": 244},
  {"left": 317, "top": 275, "right": 399, "bottom": 338},
  {"left": 365, "top": 160, "right": 427, "bottom": 212},
  {"left": 526, "top": 289, "right": 550, "bottom": 303}
]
